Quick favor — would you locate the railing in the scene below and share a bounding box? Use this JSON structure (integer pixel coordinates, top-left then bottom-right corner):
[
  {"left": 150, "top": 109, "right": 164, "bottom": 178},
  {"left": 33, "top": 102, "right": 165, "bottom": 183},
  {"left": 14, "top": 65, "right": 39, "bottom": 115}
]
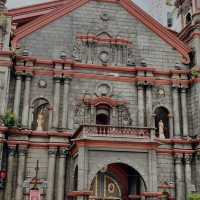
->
[{"left": 73, "top": 124, "right": 153, "bottom": 138}]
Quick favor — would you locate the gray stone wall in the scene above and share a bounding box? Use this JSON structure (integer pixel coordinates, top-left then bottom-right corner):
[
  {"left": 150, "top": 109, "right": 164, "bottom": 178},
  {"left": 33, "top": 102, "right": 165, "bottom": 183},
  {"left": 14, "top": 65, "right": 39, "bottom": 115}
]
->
[
  {"left": 20, "top": 1, "right": 182, "bottom": 68},
  {"left": 187, "top": 83, "right": 200, "bottom": 136}
]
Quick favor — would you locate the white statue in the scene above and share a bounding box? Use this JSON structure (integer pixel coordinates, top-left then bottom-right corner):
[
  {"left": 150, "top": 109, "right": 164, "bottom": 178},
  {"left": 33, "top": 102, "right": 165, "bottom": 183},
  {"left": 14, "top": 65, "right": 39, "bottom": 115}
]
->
[
  {"left": 36, "top": 112, "right": 45, "bottom": 131},
  {"left": 159, "top": 120, "right": 165, "bottom": 139}
]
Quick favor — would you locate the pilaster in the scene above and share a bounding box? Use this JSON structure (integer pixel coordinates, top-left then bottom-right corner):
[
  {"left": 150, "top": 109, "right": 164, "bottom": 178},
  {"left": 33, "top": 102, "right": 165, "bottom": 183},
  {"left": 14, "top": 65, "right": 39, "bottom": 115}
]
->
[
  {"left": 168, "top": 114, "right": 174, "bottom": 139},
  {"left": 137, "top": 84, "right": 145, "bottom": 127},
  {"left": 146, "top": 85, "right": 153, "bottom": 127},
  {"left": 53, "top": 77, "right": 61, "bottom": 129},
  {"left": 184, "top": 154, "right": 192, "bottom": 195},
  {"left": 181, "top": 88, "right": 189, "bottom": 137},
  {"left": 15, "top": 145, "right": 28, "bottom": 200},
  {"left": 148, "top": 149, "right": 158, "bottom": 192},
  {"left": 172, "top": 87, "right": 181, "bottom": 137},
  {"left": 4, "top": 145, "right": 16, "bottom": 200},
  {"left": 47, "top": 148, "right": 57, "bottom": 200},
  {"left": 174, "top": 153, "right": 184, "bottom": 200},
  {"left": 78, "top": 147, "right": 88, "bottom": 191},
  {"left": 13, "top": 74, "right": 22, "bottom": 120},
  {"left": 56, "top": 148, "right": 67, "bottom": 200},
  {"left": 195, "top": 151, "right": 200, "bottom": 192},
  {"left": 22, "top": 75, "right": 32, "bottom": 128},
  {"left": 62, "top": 78, "right": 71, "bottom": 129}
]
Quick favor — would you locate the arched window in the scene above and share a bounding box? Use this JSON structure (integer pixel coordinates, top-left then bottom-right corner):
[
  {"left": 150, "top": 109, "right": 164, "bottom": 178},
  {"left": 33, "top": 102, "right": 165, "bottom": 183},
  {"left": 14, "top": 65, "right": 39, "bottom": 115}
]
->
[
  {"left": 32, "top": 98, "right": 50, "bottom": 131},
  {"left": 96, "top": 104, "right": 110, "bottom": 125},
  {"left": 154, "top": 107, "right": 169, "bottom": 138}
]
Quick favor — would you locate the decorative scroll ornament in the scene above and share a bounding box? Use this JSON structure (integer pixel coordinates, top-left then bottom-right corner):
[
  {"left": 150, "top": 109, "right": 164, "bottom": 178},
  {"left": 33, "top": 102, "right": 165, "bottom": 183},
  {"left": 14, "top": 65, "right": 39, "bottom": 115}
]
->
[
  {"left": 38, "top": 80, "right": 47, "bottom": 88},
  {"left": 157, "top": 88, "right": 165, "bottom": 98},
  {"left": 72, "top": 39, "right": 83, "bottom": 62}
]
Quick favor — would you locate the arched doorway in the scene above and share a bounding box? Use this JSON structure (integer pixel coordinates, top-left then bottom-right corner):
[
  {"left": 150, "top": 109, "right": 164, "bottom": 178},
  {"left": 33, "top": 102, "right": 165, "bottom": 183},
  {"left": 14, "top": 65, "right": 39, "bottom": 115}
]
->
[
  {"left": 89, "top": 163, "right": 146, "bottom": 200},
  {"left": 154, "top": 107, "right": 170, "bottom": 138}
]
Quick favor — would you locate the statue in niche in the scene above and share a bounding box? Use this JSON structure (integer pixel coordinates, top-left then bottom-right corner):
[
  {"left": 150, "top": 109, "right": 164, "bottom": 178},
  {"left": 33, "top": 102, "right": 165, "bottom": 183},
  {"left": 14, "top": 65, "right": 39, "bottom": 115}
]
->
[
  {"left": 36, "top": 112, "right": 45, "bottom": 131},
  {"left": 159, "top": 120, "right": 165, "bottom": 139}
]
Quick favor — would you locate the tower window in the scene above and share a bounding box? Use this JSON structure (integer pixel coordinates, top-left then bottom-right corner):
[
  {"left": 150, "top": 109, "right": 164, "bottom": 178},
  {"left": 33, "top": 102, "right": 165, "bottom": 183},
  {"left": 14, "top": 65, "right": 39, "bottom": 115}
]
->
[{"left": 167, "top": 12, "right": 173, "bottom": 28}]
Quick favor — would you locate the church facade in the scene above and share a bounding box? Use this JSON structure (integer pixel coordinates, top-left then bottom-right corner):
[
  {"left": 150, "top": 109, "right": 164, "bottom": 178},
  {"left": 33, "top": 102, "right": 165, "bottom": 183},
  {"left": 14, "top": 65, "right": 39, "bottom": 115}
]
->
[{"left": 0, "top": 0, "right": 199, "bottom": 199}]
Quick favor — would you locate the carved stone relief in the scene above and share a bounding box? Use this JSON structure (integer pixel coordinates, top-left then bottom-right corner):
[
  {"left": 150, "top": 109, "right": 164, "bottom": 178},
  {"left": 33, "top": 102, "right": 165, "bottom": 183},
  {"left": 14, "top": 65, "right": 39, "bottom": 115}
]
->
[{"left": 71, "top": 12, "right": 134, "bottom": 66}]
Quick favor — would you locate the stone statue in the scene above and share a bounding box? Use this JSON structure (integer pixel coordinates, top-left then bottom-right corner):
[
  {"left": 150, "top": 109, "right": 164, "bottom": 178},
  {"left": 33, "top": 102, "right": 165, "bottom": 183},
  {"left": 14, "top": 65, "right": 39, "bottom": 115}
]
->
[
  {"left": 159, "top": 120, "right": 165, "bottom": 139},
  {"left": 36, "top": 112, "right": 45, "bottom": 131}
]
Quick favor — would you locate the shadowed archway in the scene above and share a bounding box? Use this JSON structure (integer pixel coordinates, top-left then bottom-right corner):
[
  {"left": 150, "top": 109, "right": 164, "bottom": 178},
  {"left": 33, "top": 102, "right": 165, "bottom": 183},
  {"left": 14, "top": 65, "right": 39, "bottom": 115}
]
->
[{"left": 89, "top": 163, "right": 146, "bottom": 200}]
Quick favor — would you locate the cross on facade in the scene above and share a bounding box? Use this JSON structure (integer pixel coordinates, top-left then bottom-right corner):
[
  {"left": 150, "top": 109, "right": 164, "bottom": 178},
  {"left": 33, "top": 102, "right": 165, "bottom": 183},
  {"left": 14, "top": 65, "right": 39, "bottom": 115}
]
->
[{"left": 32, "top": 160, "right": 39, "bottom": 190}]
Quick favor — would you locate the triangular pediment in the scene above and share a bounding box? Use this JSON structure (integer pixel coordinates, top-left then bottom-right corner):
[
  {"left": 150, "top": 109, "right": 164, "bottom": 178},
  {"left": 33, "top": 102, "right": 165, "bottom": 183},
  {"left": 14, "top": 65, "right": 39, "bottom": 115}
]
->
[{"left": 12, "top": 0, "right": 191, "bottom": 64}]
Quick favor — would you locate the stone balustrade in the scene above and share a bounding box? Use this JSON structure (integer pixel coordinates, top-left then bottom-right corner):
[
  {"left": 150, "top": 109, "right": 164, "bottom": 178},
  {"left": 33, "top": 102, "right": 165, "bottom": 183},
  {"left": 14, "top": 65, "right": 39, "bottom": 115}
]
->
[{"left": 73, "top": 124, "right": 153, "bottom": 138}]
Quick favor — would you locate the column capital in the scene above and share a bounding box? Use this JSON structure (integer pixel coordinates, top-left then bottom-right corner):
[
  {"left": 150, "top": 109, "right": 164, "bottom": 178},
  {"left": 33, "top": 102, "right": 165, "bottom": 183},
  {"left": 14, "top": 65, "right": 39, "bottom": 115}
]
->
[
  {"left": 8, "top": 146, "right": 16, "bottom": 156},
  {"left": 18, "top": 145, "right": 28, "bottom": 156},
  {"left": 196, "top": 151, "right": 200, "bottom": 160},
  {"left": 53, "top": 77, "right": 62, "bottom": 82},
  {"left": 15, "top": 74, "right": 22, "bottom": 80},
  {"left": 64, "top": 77, "right": 72, "bottom": 84},
  {"left": 137, "top": 83, "right": 144, "bottom": 89},
  {"left": 168, "top": 113, "right": 173, "bottom": 118},
  {"left": 184, "top": 154, "right": 192, "bottom": 164},
  {"left": 25, "top": 74, "right": 33, "bottom": 80},
  {"left": 181, "top": 87, "right": 188, "bottom": 93},
  {"left": 174, "top": 153, "right": 183, "bottom": 164},
  {"left": 48, "top": 148, "right": 57, "bottom": 157},
  {"left": 58, "top": 148, "right": 68, "bottom": 158}
]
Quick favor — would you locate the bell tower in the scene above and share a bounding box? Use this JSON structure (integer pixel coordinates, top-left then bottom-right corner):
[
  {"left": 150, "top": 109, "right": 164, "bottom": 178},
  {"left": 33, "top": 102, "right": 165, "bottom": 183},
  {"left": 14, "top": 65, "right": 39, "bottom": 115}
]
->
[{"left": 0, "top": 0, "right": 12, "bottom": 116}]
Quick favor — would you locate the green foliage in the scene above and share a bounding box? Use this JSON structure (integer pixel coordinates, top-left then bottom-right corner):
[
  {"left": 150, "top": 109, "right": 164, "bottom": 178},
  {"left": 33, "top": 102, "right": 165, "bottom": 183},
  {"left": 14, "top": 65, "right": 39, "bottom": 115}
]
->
[
  {"left": 191, "top": 70, "right": 200, "bottom": 78},
  {"left": 188, "top": 193, "right": 200, "bottom": 200},
  {"left": 1, "top": 111, "right": 16, "bottom": 127}
]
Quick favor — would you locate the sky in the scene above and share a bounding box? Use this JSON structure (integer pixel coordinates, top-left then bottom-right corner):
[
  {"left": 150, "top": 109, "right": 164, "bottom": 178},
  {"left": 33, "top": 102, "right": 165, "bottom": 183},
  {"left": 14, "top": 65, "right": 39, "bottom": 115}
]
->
[{"left": 7, "top": 0, "right": 149, "bottom": 11}]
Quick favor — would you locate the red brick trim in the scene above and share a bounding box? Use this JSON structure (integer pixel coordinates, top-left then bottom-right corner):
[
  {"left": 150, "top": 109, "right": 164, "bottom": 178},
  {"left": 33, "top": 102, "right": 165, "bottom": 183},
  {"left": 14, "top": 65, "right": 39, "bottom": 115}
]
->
[
  {"left": 7, "top": 140, "right": 69, "bottom": 148},
  {"left": 76, "top": 139, "right": 160, "bottom": 151},
  {"left": 12, "top": 0, "right": 191, "bottom": 64},
  {"left": 67, "top": 191, "right": 92, "bottom": 197},
  {"left": 8, "top": 128, "right": 72, "bottom": 138}
]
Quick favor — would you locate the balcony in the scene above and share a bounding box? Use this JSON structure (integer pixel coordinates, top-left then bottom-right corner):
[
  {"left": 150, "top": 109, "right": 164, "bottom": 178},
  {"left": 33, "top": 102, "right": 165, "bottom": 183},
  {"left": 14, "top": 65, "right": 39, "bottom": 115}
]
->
[{"left": 73, "top": 124, "right": 154, "bottom": 139}]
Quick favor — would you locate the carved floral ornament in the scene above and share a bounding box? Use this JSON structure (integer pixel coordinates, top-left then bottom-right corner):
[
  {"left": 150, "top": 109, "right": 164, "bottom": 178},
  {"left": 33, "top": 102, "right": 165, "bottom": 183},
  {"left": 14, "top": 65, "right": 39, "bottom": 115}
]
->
[{"left": 72, "top": 33, "right": 134, "bottom": 66}]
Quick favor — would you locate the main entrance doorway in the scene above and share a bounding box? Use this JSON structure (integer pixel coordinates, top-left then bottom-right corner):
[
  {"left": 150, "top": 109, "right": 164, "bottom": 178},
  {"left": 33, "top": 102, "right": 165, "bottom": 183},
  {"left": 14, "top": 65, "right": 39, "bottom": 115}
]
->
[{"left": 89, "top": 163, "right": 146, "bottom": 200}]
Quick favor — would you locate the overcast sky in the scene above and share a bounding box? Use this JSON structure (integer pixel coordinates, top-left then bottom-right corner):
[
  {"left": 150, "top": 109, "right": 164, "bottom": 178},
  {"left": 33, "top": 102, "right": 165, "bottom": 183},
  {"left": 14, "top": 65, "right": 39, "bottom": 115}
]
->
[{"left": 7, "top": 0, "right": 149, "bottom": 11}]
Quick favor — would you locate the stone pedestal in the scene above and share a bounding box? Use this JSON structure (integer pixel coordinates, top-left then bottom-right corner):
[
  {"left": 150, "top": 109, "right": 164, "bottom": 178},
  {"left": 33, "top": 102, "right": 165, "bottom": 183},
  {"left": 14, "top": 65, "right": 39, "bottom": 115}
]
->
[
  {"left": 13, "top": 75, "right": 22, "bottom": 119},
  {"left": 22, "top": 76, "right": 32, "bottom": 127},
  {"left": 15, "top": 146, "right": 27, "bottom": 200},
  {"left": 4, "top": 146, "right": 16, "bottom": 200},
  {"left": 47, "top": 148, "right": 57, "bottom": 200}
]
